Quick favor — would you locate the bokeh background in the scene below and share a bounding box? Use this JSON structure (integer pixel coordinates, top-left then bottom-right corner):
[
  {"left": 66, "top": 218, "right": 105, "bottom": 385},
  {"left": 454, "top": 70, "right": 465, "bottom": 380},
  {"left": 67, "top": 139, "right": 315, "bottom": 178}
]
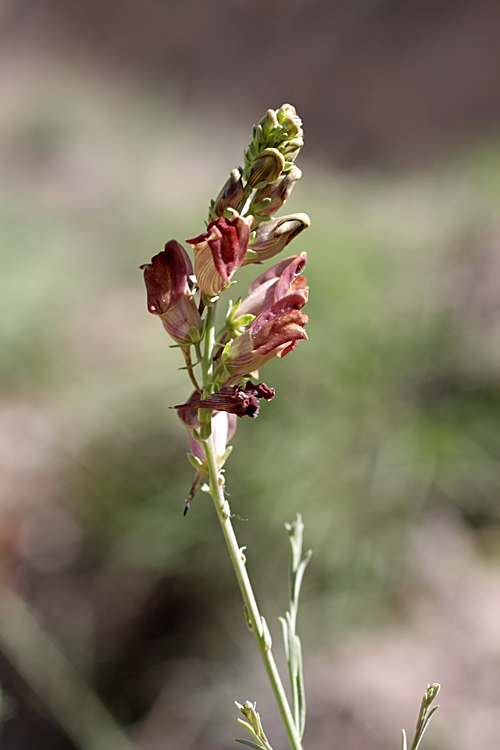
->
[{"left": 2, "top": 1, "right": 500, "bottom": 748}]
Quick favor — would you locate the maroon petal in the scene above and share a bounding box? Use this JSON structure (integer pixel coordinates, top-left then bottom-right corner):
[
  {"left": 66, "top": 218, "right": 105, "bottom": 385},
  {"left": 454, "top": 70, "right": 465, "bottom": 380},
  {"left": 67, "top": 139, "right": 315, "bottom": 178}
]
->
[
  {"left": 141, "top": 240, "right": 188, "bottom": 315},
  {"left": 252, "top": 309, "right": 309, "bottom": 357}
]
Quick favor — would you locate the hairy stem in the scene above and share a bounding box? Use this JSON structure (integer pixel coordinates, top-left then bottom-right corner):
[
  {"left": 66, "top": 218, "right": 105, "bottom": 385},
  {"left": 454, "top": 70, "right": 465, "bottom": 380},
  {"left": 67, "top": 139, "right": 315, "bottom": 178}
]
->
[{"left": 203, "top": 432, "right": 304, "bottom": 750}]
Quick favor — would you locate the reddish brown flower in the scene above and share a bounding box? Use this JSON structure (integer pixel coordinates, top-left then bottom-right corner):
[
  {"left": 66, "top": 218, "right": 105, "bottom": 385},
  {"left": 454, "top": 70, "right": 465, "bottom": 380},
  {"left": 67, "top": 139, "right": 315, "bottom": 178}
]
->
[
  {"left": 186, "top": 210, "right": 252, "bottom": 297},
  {"left": 238, "top": 252, "right": 308, "bottom": 318},
  {"left": 223, "top": 292, "right": 308, "bottom": 379},
  {"left": 141, "top": 241, "right": 202, "bottom": 345}
]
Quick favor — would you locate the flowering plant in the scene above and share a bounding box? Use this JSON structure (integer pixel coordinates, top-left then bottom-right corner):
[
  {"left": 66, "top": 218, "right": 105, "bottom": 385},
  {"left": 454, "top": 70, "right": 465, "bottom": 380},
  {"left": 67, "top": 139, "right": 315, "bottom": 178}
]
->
[{"left": 141, "top": 105, "right": 440, "bottom": 750}]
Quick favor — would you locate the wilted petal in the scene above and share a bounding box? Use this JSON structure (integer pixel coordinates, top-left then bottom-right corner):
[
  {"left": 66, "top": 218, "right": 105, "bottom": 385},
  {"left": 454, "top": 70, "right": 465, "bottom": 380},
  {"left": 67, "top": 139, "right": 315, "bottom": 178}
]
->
[
  {"left": 173, "top": 382, "right": 275, "bottom": 419},
  {"left": 176, "top": 395, "right": 238, "bottom": 512}
]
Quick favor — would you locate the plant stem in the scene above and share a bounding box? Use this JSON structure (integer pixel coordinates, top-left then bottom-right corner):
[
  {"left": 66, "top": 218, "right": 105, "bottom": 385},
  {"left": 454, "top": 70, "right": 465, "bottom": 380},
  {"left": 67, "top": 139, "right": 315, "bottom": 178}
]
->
[
  {"left": 201, "top": 300, "right": 217, "bottom": 394},
  {"left": 203, "top": 432, "right": 304, "bottom": 750}
]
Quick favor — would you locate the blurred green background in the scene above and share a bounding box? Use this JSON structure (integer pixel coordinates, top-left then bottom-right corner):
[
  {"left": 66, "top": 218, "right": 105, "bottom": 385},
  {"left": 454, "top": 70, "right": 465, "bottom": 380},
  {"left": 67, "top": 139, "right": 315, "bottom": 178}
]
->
[{"left": 2, "top": 2, "right": 500, "bottom": 749}]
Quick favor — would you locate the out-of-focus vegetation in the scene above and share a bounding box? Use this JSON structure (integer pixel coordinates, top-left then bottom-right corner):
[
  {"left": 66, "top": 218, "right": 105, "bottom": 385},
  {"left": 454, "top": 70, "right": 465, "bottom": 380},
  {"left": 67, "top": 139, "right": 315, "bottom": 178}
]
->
[{"left": 3, "top": 56, "right": 500, "bottom": 750}]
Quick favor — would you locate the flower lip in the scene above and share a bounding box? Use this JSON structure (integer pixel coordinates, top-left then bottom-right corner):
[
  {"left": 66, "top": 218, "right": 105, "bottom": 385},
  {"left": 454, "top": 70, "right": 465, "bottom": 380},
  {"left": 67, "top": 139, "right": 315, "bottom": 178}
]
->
[{"left": 251, "top": 291, "right": 308, "bottom": 339}]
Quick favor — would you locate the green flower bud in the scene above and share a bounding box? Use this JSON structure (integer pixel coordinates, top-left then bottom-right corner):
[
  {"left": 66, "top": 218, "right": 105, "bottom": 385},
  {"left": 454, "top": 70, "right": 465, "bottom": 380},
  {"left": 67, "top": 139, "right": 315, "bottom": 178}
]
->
[
  {"left": 258, "top": 108, "right": 279, "bottom": 138},
  {"left": 246, "top": 148, "right": 285, "bottom": 189},
  {"left": 277, "top": 103, "right": 303, "bottom": 139},
  {"left": 281, "top": 136, "right": 304, "bottom": 164}
]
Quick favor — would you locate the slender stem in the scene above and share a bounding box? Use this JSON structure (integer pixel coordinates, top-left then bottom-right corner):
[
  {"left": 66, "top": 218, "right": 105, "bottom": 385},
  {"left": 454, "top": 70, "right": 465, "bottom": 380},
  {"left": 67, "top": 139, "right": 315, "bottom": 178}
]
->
[
  {"left": 201, "top": 301, "right": 217, "bottom": 394},
  {"left": 203, "top": 432, "right": 303, "bottom": 750},
  {"left": 182, "top": 347, "right": 202, "bottom": 394}
]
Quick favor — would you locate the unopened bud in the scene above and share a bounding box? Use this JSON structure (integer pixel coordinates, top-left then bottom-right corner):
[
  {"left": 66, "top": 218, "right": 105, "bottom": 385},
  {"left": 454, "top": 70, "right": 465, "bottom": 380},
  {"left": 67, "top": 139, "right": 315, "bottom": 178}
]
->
[
  {"left": 281, "top": 136, "right": 304, "bottom": 163},
  {"left": 247, "top": 148, "right": 285, "bottom": 189},
  {"left": 258, "top": 108, "right": 279, "bottom": 137},
  {"left": 212, "top": 168, "right": 244, "bottom": 218},
  {"left": 251, "top": 165, "right": 302, "bottom": 219},
  {"left": 245, "top": 213, "right": 310, "bottom": 263}
]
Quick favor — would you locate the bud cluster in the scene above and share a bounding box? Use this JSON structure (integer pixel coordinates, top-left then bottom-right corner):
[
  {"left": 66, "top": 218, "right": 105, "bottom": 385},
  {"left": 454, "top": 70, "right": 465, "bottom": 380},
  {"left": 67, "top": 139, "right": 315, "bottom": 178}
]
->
[{"left": 141, "top": 105, "right": 310, "bottom": 510}]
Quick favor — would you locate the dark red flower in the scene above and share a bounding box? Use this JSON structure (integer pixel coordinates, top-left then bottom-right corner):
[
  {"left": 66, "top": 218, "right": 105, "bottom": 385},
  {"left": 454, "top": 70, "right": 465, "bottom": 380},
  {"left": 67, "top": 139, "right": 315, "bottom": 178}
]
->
[
  {"left": 141, "top": 241, "right": 202, "bottom": 344},
  {"left": 223, "top": 292, "right": 308, "bottom": 379},
  {"left": 186, "top": 210, "right": 252, "bottom": 297}
]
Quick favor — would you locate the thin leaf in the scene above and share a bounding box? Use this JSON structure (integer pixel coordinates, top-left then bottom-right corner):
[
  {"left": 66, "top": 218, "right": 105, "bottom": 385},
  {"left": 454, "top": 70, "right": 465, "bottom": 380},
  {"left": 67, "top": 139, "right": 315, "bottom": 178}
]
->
[
  {"left": 237, "top": 719, "right": 261, "bottom": 746},
  {"left": 235, "top": 740, "right": 263, "bottom": 750},
  {"left": 296, "top": 635, "right": 306, "bottom": 739},
  {"left": 402, "top": 729, "right": 408, "bottom": 750},
  {"left": 278, "top": 617, "right": 289, "bottom": 661}
]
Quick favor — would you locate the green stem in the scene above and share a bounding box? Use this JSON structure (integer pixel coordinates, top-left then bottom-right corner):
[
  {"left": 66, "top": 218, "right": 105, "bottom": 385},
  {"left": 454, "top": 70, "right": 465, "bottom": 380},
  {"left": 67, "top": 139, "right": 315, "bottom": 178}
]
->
[
  {"left": 201, "top": 301, "right": 217, "bottom": 394},
  {"left": 203, "top": 432, "right": 303, "bottom": 750}
]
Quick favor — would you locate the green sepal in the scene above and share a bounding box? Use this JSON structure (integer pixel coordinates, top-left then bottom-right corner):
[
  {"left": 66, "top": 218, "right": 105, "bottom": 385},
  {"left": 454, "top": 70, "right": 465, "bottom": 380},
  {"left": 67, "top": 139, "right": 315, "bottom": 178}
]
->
[
  {"left": 188, "top": 326, "right": 203, "bottom": 344},
  {"left": 186, "top": 453, "right": 206, "bottom": 471},
  {"left": 233, "top": 314, "right": 255, "bottom": 328},
  {"left": 191, "top": 428, "right": 203, "bottom": 442},
  {"left": 226, "top": 296, "right": 242, "bottom": 324},
  {"left": 244, "top": 249, "right": 258, "bottom": 262},
  {"left": 250, "top": 197, "right": 272, "bottom": 213},
  {"left": 218, "top": 445, "right": 233, "bottom": 470}
]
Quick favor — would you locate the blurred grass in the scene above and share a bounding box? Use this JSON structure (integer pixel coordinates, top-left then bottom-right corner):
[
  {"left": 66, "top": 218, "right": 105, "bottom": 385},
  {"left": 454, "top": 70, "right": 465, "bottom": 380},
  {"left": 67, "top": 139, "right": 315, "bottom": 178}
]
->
[{"left": 3, "top": 58, "right": 500, "bottom": 667}]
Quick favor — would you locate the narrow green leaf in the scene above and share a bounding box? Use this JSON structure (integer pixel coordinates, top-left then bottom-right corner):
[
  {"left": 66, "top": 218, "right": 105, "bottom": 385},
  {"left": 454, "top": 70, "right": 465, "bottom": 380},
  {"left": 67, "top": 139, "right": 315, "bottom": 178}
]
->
[
  {"left": 237, "top": 719, "right": 261, "bottom": 746},
  {"left": 235, "top": 739, "right": 263, "bottom": 750},
  {"left": 296, "top": 635, "right": 306, "bottom": 739},
  {"left": 402, "top": 729, "right": 408, "bottom": 750}
]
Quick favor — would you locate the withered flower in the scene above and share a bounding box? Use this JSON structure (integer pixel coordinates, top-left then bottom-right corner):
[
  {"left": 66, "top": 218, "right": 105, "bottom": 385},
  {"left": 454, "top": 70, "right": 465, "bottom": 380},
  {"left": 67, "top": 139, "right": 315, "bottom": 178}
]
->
[
  {"left": 141, "top": 241, "right": 203, "bottom": 344},
  {"left": 186, "top": 209, "right": 252, "bottom": 297},
  {"left": 177, "top": 394, "right": 237, "bottom": 513},
  {"left": 174, "top": 382, "right": 275, "bottom": 419}
]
